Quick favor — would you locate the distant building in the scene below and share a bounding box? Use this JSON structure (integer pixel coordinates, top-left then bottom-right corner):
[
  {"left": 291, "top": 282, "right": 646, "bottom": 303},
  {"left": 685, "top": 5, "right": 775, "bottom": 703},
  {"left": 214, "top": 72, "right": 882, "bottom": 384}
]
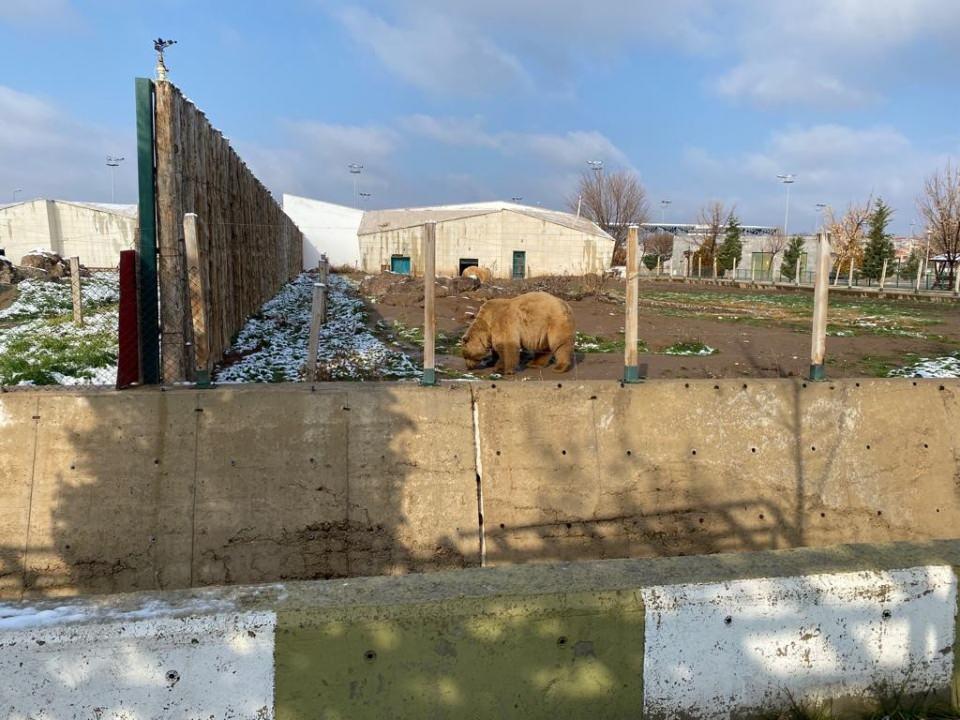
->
[
  {"left": 641, "top": 222, "right": 821, "bottom": 279},
  {"left": 282, "top": 194, "right": 363, "bottom": 269},
  {"left": 358, "top": 201, "right": 614, "bottom": 278},
  {"left": 0, "top": 199, "right": 137, "bottom": 268}
]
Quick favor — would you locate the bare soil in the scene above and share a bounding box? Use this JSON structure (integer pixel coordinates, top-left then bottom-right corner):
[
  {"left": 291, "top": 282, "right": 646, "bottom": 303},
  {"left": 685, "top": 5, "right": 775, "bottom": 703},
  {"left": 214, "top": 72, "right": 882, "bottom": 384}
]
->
[{"left": 355, "top": 273, "right": 960, "bottom": 380}]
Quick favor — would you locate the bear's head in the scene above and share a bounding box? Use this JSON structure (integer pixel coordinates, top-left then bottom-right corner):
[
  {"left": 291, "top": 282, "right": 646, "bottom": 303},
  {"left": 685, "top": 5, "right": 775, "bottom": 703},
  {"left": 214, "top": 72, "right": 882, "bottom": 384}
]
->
[{"left": 460, "top": 321, "right": 491, "bottom": 369}]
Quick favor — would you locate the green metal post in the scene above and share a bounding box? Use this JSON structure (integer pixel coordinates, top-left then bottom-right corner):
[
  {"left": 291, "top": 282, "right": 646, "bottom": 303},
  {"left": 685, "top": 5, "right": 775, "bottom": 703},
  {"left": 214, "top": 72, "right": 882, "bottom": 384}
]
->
[{"left": 135, "top": 77, "right": 160, "bottom": 384}]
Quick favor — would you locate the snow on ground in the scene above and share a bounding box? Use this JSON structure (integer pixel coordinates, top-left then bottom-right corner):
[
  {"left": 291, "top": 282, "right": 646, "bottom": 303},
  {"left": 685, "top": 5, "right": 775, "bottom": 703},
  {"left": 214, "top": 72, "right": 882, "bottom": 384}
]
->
[
  {"left": 0, "top": 273, "right": 119, "bottom": 386},
  {"left": 888, "top": 355, "right": 960, "bottom": 379},
  {"left": 214, "top": 273, "right": 420, "bottom": 383}
]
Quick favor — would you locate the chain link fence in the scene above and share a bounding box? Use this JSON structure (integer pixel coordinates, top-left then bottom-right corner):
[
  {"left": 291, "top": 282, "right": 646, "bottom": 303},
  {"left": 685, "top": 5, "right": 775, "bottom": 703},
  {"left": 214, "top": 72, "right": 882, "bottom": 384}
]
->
[{"left": 0, "top": 263, "right": 120, "bottom": 388}]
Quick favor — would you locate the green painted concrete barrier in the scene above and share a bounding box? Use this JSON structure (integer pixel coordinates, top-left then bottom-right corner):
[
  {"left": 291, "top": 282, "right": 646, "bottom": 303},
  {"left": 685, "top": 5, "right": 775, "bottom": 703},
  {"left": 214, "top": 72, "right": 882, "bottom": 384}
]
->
[{"left": 1, "top": 541, "right": 959, "bottom": 718}]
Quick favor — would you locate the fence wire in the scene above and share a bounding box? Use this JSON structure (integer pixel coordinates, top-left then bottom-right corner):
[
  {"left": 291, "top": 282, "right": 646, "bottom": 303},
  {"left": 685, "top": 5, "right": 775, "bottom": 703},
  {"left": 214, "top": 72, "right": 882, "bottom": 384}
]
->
[{"left": 0, "top": 267, "right": 120, "bottom": 388}]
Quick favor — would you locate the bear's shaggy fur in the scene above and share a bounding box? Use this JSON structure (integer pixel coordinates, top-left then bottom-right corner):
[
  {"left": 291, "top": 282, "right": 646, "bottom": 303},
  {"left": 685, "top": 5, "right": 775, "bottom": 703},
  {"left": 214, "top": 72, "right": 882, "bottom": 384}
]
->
[
  {"left": 461, "top": 291, "right": 575, "bottom": 374},
  {"left": 461, "top": 265, "right": 492, "bottom": 283}
]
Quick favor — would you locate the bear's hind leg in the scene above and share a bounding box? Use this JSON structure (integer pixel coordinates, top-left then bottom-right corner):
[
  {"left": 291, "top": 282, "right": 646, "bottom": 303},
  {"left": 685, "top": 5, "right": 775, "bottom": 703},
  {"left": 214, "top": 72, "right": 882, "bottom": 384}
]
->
[
  {"left": 551, "top": 341, "right": 574, "bottom": 373},
  {"left": 528, "top": 351, "right": 553, "bottom": 368}
]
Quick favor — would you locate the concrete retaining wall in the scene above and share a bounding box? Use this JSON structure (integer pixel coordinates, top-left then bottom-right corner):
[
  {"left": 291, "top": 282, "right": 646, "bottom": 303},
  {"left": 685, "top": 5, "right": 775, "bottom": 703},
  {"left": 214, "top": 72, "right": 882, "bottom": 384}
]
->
[
  {"left": 1, "top": 541, "right": 958, "bottom": 719},
  {"left": 2, "top": 378, "right": 960, "bottom": 599}
]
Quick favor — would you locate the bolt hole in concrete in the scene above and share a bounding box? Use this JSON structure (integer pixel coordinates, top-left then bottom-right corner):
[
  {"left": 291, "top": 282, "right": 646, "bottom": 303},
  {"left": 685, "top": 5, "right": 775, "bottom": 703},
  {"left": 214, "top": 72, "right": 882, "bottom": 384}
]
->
[
  {"left": 751, "top": 447, "right": 757, "bottom": 453},
  {"left": 820, "top": 512, "right": 826, "bottom": 518},
  {"left": 811, "top": 446, "right": 816, "bottom": 451},
  {"left": 924, "top": 443, "right": 930, "bottom": 448},
  {"left": 877, "top": 510, "right": 883, "bottom": 516},
  {"left": 557, "top": 383, "right": 562, "bottom": 388},
  {"left": 491, "top": 383, "right": 496, "bottom": 389},
  {"left": 714, "top": 385, "right": 720, "bottom": 390},
  {"left": 742, "top": 383, "right": 748, "bottom": 389},
  {"left": 561, "top": 449, "right": 567, "bottom": 455},
  {"left": 684, "top": 383, "right": 690, "bottom": 389},
  {"left": 565, "top": 522, "right": 572, "bottom": 529},
  {"left": 698, "top": 518, "right": 704, "bottom": 524},
  {"left": 691, "top": 450, "right": 697, "bottom": 456},
  {"left": 759, "top": 513, "right": 765, "bottom": 520},
  {"left": 626, "top": 450, "right": 632, "bottom": 456},
  {"left": 557, "top": 636, "right": 568, "bottom": 646},
  {"left": 499, "top": 523, "right": 505, "bottom": 529},
  {"left": 364, "top": 650, "right": 376, "bottom": 662},
  {"left": 165, "top": 670, "right": 180, "bottom": 685}
]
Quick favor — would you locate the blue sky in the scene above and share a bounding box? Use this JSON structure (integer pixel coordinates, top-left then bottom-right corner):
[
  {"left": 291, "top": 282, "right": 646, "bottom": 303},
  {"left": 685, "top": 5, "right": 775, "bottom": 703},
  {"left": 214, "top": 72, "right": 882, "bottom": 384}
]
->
[{"left": 2, "top": 0, "right": 960, "bottom": 233}]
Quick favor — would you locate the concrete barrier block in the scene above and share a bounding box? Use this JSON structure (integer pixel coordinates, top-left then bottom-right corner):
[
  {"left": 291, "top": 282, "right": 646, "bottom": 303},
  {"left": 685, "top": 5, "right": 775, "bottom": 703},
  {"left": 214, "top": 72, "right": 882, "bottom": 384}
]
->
[
  {"left": 0, "top": 393, "right": 39, "bottom": 598},
  {"left": 193, "top": 386, "right": 352, "bottom": 585},
  {"left": 24, "top": 392, "right": 197, "bottom": 597},
  {"left": 345, "top": 384, "right": 480, "bottom": 575}
]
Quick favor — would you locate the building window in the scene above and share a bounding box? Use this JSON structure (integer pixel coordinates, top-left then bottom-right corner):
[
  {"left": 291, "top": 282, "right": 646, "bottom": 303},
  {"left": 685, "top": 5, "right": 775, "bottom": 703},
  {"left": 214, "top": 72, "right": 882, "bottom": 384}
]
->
[{"left": 751, "top": 251, "right": 774, "bottom": 278}]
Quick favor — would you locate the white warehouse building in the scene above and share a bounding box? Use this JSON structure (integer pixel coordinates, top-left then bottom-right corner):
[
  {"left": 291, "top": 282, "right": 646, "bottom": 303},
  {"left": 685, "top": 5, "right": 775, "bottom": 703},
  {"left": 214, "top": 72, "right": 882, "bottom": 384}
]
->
[
  {"left": 358, "top": 201, "right": 615, "bottom": 278},
  {"left": 282, "top": 194, "right": 363, "bottom": 269},
  {"left": 0, "top": 199, "right": 137, "bottom": 268}
]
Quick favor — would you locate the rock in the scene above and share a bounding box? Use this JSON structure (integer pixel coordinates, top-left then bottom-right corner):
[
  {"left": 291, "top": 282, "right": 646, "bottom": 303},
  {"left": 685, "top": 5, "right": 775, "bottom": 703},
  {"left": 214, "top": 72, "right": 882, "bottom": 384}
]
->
[
  {"left": 454, "top": 275, "right": 481, "bottom": 292},
  {"left": 20, "top": 249, "right": 68, "bottom": 279},
  {"left": 0, "top": 256, "right": 20, "bottom": 284},
  {"left": 17, "top": 265, "right": 52, "bottom": 281}
]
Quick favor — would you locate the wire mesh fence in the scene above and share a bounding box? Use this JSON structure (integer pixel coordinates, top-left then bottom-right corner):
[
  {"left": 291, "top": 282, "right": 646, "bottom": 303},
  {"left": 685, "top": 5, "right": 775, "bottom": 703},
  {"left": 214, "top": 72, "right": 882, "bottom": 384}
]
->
[{"left": 0, "top": 264, "right": 120, "bottom": 388}]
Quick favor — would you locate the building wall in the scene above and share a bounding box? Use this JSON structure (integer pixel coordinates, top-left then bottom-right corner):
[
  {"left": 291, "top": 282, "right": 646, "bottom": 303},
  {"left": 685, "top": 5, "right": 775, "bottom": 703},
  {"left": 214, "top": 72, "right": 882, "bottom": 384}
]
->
[
  {"left": 359, "top": 210, "right": 613, "bottom": 277},
  {"left": 668, "top": 232, "right": 822, "bottom": 278},
  {"left": 282, "top": 194, "right": 363, "bottom": 269},
  {"left": 0, "top": 200, "right": 136, "bottom": 268}
]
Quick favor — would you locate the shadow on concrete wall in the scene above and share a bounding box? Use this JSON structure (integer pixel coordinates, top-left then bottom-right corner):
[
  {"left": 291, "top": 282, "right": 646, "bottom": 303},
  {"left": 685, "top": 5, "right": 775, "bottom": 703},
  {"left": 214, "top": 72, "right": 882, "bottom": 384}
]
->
[{"left": 4, "top": 383, "right": 475, "bottom": 600}]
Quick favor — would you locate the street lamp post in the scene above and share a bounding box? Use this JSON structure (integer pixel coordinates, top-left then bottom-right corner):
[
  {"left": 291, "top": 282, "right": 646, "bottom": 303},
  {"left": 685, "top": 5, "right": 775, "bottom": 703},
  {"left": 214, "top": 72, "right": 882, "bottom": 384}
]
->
[
  {"left": 106, "top": 156, "right": 124, "bottom": 203},
  {"left": 348, "top": 163, "right": 363, "bottom": 208},
  {"left": 777, "top": 174, "right": 796, "bottom": 238},
  {"left": 587, "top": 159, "right": 604, "bottom": 226}
]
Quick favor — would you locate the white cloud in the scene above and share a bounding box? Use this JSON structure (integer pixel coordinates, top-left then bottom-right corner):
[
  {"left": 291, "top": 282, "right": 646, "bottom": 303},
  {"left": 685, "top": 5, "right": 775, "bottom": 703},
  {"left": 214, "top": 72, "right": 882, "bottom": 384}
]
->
[
  {"left": 0, "top": 85, "right": 134, "bottom": 203},
  {"left": 683, "top": 123, "right": 951, "bottom": 232},
  {"left": 337, "top": 6, "right": 531, "bottom": 96},
  {"left": 712, "top": 0, "right": 960, "bottom": 107},
  {"left": 398, "top": 115, "right": 499, "bottom": 148}
]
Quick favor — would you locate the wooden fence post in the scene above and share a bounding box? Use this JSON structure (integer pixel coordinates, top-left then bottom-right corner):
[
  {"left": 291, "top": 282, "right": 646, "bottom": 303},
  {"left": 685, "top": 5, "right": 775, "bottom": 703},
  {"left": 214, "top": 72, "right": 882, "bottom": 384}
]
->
[
  {"left": 306, "top": 282, "right": 325, "bottom": 381},
  {"left": 880, "top": 258, "right": 888, "bottom": 292},
  {"left": 624, "top": 224, "right": 641, "bottom": 383},
  {"left": 183, "top": 213, "right": 212, "bottom": 387},
  {"left": 421, "top": 221, "right": 437, "bottom": 386},
  {"left": 810, "top": 232, "right": 831, "bottom": 381},
  {"left": 69, "top": 257, "right": 83, "bottom": 326}
]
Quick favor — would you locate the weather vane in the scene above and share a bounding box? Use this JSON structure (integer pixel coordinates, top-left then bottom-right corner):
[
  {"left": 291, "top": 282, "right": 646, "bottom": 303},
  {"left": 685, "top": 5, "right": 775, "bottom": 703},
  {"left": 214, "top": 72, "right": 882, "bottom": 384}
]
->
[{"left": 153, "top": 38, "right": 177, "bottom": 81}]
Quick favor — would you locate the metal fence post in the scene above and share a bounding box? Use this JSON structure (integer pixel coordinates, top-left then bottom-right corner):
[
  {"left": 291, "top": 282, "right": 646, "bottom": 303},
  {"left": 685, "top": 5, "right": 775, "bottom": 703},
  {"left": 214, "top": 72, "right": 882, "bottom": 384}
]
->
[
  {"left": 879, "top": 258, "right": 887, "bottom": 292},
  {"left": 135, "top": 77, "right": 160, "bottom": 384},
  {"left": 810, "top": 232, "right": 831, "bottom": 381}
]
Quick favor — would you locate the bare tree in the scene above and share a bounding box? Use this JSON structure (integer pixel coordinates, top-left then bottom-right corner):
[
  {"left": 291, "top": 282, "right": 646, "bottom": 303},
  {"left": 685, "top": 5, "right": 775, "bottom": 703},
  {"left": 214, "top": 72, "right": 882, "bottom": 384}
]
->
[
  {"left": 567, "top": 168, "right": 649, "bottom": 265},
  {"left": 688, "top": 202, "right": 727, "bottom": 267},
  {"left": 824, "top": 199, "right": 871, "bottom": 284},
  {"left": 917, "top": 163, "right": 960, "bottom": 287},
  {"left": 641, "top": 231, "right": 673, "bottom": 270}
]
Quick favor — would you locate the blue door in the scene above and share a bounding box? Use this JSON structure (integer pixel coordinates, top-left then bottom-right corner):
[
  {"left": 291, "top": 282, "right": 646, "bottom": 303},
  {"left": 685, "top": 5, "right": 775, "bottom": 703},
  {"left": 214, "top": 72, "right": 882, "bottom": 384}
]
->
[{"left": 391, "top": 255, "right": 411, "bottom": 274}]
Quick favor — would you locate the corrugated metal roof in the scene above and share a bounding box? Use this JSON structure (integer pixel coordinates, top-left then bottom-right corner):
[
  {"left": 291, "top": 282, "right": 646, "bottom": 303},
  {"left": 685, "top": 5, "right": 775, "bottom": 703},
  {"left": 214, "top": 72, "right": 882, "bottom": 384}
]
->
[{"left": 358, "top": 201, "right": 613, "bottom": 241}]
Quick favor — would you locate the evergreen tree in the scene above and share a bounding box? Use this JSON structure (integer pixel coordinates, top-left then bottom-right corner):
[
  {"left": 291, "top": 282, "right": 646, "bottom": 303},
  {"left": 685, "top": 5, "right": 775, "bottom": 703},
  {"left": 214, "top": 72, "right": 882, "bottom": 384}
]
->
[
  {"left": 899, "top": 248, "right": 921, "bottom": 281},
  {"left": 716, "top": 214, "right": 743, "bottom": 274},
  {"left": 861, "top": 198, "right": 895, "bottom": 280},
  {"left": 780, "top": 236, "right": 806, "bottom": 280}
]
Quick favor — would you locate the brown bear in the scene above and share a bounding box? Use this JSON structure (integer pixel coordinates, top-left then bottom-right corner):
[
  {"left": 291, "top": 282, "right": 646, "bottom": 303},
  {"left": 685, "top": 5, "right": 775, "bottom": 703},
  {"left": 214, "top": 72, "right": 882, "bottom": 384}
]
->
[
  {"left": 461, "top": 291, "right": 575, "bottom": 374},
  {"left": 461, "top": 265, "right": 492, "bottom": 283}
]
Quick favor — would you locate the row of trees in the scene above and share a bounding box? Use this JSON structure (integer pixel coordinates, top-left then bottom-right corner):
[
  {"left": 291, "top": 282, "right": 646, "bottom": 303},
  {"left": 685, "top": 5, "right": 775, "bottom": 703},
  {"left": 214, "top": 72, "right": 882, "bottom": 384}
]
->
[{"left": 566, "top": 163, "right": 960, "bottom": 287}]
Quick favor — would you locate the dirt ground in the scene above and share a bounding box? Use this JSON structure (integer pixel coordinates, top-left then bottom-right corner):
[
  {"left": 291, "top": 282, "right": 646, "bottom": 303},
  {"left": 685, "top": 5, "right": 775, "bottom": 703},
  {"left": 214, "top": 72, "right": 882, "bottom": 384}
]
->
[{"left": 355, "top": 272, "right": 960, "bottom": 380}]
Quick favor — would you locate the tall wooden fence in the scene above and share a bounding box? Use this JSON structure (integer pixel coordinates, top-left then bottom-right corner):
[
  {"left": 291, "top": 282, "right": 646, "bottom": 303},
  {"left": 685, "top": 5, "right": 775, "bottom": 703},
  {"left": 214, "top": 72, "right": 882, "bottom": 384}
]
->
[{"left": 146, "top": 80, "right": 302, "bottom": 383}]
